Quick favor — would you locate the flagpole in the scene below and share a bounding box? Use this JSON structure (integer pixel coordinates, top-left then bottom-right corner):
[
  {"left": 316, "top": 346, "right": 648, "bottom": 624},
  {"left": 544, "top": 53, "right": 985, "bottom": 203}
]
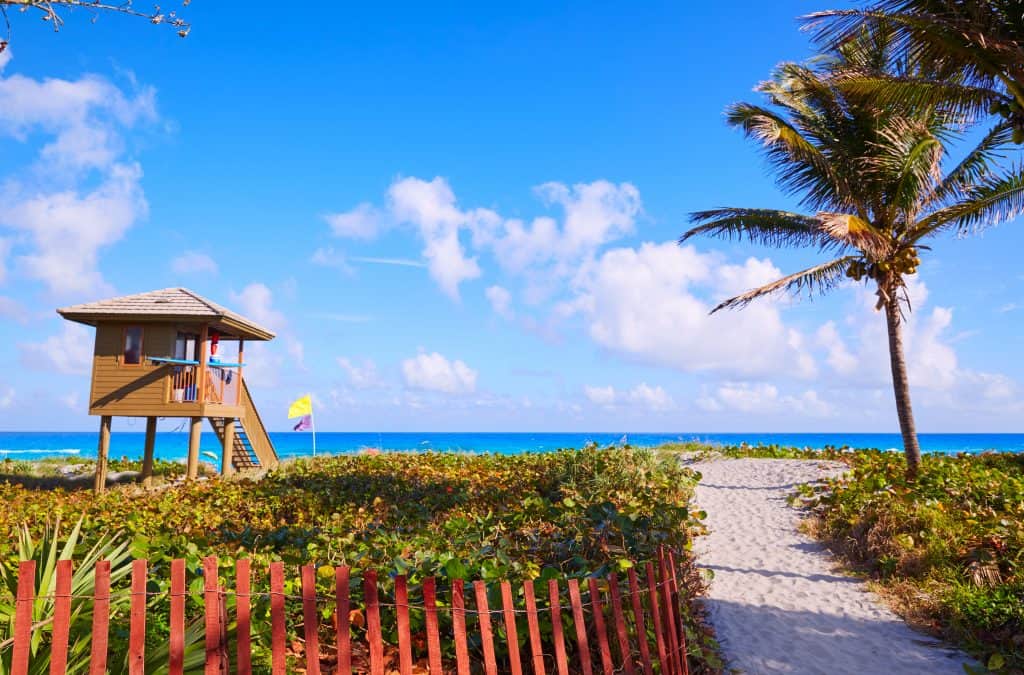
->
[{"left": 310, "top": 393, "right": 317, "bottom": 457}]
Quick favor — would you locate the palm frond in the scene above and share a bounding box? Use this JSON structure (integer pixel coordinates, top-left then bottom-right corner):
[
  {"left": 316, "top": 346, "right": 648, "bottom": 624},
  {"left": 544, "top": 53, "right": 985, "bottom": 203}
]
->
[
  {"left": 711, "top": 256, "right": 858, "bottom": 313},
  {"left": 683, "top": 208, "right": 845, "bottom": 251},
  {"left": 867, "top": 117, "right": 944, "bottom": 217},
  {"left": 913, "top": 164, "right": 1024, "bottom": 238},
  {"left": 804, "top": 7, "right": 1022, "bottom": 101},
  {"left": 930, "top": 120, "right": 1014, "bottom": 205},
  {"left": 726, "top": 102, "right": 853, "bottom": 210},
  {"left": 817, "top": 213, "right": 891, "bottom": 258},
  {"left": 835, "top": 72, "right": 999, "bottom": 120}
]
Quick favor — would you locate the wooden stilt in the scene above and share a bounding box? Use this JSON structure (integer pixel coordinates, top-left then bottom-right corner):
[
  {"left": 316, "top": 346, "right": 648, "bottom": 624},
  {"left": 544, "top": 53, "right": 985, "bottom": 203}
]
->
[
  {"left": 187, "top": 416, "right": 202, "bottom": 480},
  {"left": 94, "top": 415, "right": 112, "bottom": 494},
  {"left": 142, "top": 417, "right": 157, "bottom": 487},
  {"left": 221, "top": 418, "right": 236, "bottom": 476}
]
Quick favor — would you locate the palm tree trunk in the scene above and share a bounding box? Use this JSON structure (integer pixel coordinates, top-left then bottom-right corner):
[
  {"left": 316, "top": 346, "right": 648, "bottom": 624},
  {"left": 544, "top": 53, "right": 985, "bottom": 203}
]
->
[{"left": 883, "top": 291, "right": 922, "bottom": 479}]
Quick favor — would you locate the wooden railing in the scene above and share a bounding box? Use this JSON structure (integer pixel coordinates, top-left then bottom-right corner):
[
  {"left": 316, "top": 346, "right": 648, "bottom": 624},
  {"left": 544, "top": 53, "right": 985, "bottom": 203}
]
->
[
  {"left": 169, "top": 365, "right": 199, "bottom": 402},
  {"left": 238, "top": 377, "right": 277, "bottom": 468},
  {"left": 152, "top": 358, "right": 242, "bottom": 406},
  {"left": 205, "top": 363, "right": 241, "bottom": 406},
  {"left": 6, "top": 548, "right": 692, "bottom": 674}
]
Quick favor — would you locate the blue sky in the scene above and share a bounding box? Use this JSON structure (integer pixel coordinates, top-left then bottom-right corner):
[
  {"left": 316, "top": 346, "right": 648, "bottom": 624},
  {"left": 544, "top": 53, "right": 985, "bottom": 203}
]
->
[{"left": 0, "top": 1, "right": 1021, "bottom": 432}]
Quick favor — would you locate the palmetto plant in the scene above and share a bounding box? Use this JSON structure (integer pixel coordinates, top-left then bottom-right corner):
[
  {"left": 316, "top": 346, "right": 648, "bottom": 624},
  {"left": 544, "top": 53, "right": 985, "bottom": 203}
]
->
[
  {"left": 681, "top": 30, "right": 1024, "bottom": 479},
  {"left": 0, "top": 519, "right": 133, "bottom": 675},
  {"left": 805, "top": 0, "right": 1024, "bottom": 141},
  {"left": 0, "top": 519, "right": 213, "bottom": 675}
]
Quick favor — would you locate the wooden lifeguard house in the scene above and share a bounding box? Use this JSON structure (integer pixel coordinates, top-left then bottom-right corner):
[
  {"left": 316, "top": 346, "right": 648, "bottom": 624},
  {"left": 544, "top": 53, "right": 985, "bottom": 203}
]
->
[{"left": 57, "top": 288, "right": 279, "bottom": 491}]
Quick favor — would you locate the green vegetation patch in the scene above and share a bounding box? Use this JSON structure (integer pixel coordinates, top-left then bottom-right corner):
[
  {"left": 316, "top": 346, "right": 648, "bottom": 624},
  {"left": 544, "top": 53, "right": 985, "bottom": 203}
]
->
[{"left": 0, "top": 446, "right": 719, "bottom": 672}]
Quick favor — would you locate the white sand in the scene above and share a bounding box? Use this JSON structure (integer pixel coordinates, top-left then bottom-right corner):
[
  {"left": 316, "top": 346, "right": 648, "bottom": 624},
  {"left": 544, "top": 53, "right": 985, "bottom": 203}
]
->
[{"left": 692, "top": 458, "right": 973, "bottom": 674}]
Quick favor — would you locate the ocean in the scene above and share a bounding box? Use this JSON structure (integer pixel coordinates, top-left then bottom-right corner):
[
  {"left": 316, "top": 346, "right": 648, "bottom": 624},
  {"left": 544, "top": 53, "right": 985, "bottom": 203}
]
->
[{"left": 0, "top": 431, "right": 1022, "bottom": 462}]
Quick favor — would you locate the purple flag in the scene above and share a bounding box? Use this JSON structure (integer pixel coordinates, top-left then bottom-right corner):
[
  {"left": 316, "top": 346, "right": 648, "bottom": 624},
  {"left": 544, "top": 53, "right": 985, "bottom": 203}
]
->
[{"left": 293, "top": 414, "right": 312, "bottom": 431}]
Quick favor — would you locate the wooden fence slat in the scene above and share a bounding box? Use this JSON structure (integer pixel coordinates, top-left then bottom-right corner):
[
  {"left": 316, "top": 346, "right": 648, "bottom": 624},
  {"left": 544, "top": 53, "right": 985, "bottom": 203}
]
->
[
  {"left": 474, "top": 581, "right": 499, "bottom": 675},
  {"left": 451, "top": 579, "right": 471, "bottom": 675},
  {"left": 588, "top": 578, "right": 614, "bottom": 675},
  {"left": 548, "top": 579, "right": 569, "bottom": 675},
  {"left": 90, "top": 559, "right": 111, "bottom": 675},
  {"left": 335, "top": 566, "right": 352, "bottom": 675},
  {"left": 523, "top": 580, "right": 546, "bottom": 675},
  {"left": 395, "top": 575, "right": 413, "bottom": 675},
  {"left": 422, "top": 577, "right": 443, "bottom": 674},
  {"left": 627, "top": 568, "right": 653, "bottom": 675},
  {"left": 170, "top": 559, "right": 186, "bottom": 675},
  {"left": 301, "top": 565, "right": 321, "bottom": 675},
  {"left": 644, "top": 562, "right": 669, "bottom": 675},
  {"left": 12, "top": 560, "right": 34, "bottom": 675},
  {"left": 270, "top": 561, "right": 286, "bottom": 675},
  {"left": 364, "top": 570, "right": 385, "bottom": 675},
  {"left": 129, "top": 559, "right": 148, "bottom": 675},
  {"left": 219, "top": 584, "right": 230, "bottom": 675},
  {"left": 567, "top": 579, "right": 593, "bottom": 675},
  {"left": 658, "top": 551, "right": 681, "bottom": 675},
  {"left": 204, "top": 557, "right": 222, "bottom": 675},
  {"left": 236, "top": 559, "right": 252, "bottom": 675},
  {"left": 607, "top": 574, "right": 635, "bottom": 675},
  {"left": 500, "top": 581, "right": 524, "bottom": 675},
  {"left": 667, "top": 550, "right": 690, "bottom": 675},
  {"left": 50, "top": 559, "right": 73, "bottom": 675}
]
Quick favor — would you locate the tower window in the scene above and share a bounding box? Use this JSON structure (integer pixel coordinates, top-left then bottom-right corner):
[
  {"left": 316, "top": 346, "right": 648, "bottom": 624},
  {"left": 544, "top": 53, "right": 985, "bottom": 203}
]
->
[{"left": 123, "top": 326, "right": 144, "bottom": 365}]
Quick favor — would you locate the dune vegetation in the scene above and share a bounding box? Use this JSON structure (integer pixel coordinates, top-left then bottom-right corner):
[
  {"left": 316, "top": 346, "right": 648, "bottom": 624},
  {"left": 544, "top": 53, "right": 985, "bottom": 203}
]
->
[{"left": 0, "top": 446, "right": 720, "bottom": 672}]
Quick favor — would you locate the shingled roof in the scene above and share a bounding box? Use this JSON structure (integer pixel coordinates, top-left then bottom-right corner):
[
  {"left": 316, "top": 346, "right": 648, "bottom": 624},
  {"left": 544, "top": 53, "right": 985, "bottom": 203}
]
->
[{"left": 57, "top": 288, "right": 276, "bottom": 341}]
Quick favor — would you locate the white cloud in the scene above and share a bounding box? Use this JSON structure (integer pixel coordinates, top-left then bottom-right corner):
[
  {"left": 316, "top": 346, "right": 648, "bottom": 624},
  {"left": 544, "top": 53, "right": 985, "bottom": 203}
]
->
[
  {"left": 698, "top": 382, "right": 832, "bottom": 417},
  {"left": 229, "top": 283, "right": 304, "bottom": 383},
  {"left": 231, "top": 283, "right": 286, "bottom": 332},
  {"left": 324, "top": 203, "right": 382, "bottom": 240},
  {"left": 4, "top": 163, "right": 147, "bottom": 295},
  {"left": 338, "top": 357, "right": 384, "bottom": 389},
  {"left": 0, "top": 61, "right": 156, "bottom": 171},
  {"left": 0, "top": 55, "right": 155, "bottom": 296},
  {"left": 170, "top": 251, "right": 218, "bottom": 276},
  {"left": 18, "top": 322, "right": 93, "bottom": 375},
  {"left": 485, "top": 285, "right": 513, "bottom": 319},
  {"left": 534, "top": 180, "right": 641, "bottom": 257},
  {"left": 583, "top": 385, "right": 616, "bottom": 407},
  {"left": 351, "top": 256, "right": 425, "bottom": 268},
  {"left": 328, "top": 177, "right": 639, "bottom": 302},
  {"left": 583, "top": 383, "right": 674, "bottom": 411},
  {"left": 311, "top": 246, "right": 354, "bottom": 275},
  {"left": 0, "top": 385, "right": 14, "bottom": 409},
  {"left": 401, "top": 351, "right": 478, "bottom": 394},
  {"left": 628, "top": 383, "right": 674, "bottom": 411},
  {"left": 816, "top": 321, "right": 858, "bottom": 375},
  {"left": 562, "top": 242, "right": 817, "bottom": 379},
  {"left": 814, "top": 278, "right": 1022, "bottom": 416},
  {"left": 0, "top": 237, "right": 9, "bottom": 284},
  {"left": 388, "top": 177, "right": 483, "bottom": 300}
]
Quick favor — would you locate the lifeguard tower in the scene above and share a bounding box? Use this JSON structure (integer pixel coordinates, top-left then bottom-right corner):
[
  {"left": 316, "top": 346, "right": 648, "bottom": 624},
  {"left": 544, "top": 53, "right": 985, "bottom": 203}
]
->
[{"left": 58, "top": 288, "right": 279, "bottom": 492}]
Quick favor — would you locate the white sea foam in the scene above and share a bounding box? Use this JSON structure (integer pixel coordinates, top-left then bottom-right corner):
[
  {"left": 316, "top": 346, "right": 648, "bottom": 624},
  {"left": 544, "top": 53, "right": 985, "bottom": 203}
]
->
[{"left": 0, "top": 448, "right": 82, "bottom": 456}]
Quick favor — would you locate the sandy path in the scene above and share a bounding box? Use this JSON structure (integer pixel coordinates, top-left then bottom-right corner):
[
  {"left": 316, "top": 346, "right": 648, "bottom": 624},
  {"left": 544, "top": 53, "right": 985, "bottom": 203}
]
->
[{"left": 692, "top": 458, "right": 972, "bottom": 674}]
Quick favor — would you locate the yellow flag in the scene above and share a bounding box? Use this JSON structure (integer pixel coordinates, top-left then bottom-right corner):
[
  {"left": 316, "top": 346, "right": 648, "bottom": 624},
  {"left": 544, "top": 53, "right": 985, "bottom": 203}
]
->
[{"left": 288, "top": 394, "right": 312, "bottom": 419}]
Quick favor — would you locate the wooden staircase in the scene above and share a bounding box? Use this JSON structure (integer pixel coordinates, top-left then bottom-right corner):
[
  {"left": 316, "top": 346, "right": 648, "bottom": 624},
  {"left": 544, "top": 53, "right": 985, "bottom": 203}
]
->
[{"left": 207, "top": 377, "right": 278, "bottom": 471}]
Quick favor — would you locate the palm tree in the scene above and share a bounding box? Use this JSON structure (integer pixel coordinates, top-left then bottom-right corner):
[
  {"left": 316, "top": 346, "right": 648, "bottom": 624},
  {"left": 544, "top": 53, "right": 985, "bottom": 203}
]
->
[
  {"left": 804, "top": 1, "right": 1024, "bottom": 141},
  {"left": 681, "top": 31, "right": 1024, "bottom": 479}
]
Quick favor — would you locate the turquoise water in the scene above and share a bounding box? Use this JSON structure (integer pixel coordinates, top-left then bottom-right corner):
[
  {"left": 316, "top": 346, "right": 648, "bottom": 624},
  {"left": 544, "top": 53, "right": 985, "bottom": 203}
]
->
[{"left": 0, "top": 431, "right": 1022, "bottom": 462}]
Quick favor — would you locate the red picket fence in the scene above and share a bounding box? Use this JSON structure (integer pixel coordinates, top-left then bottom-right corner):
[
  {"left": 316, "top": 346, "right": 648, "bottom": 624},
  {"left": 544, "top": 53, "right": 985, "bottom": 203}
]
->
[{"left": 8, "top": 547, "right": 692, "bottom": 674}]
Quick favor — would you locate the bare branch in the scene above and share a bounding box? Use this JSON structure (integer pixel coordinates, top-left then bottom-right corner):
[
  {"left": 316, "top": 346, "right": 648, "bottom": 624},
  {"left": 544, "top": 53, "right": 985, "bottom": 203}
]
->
[{"left": 0, "top": 0, "right": 191, "bottom": 50}]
